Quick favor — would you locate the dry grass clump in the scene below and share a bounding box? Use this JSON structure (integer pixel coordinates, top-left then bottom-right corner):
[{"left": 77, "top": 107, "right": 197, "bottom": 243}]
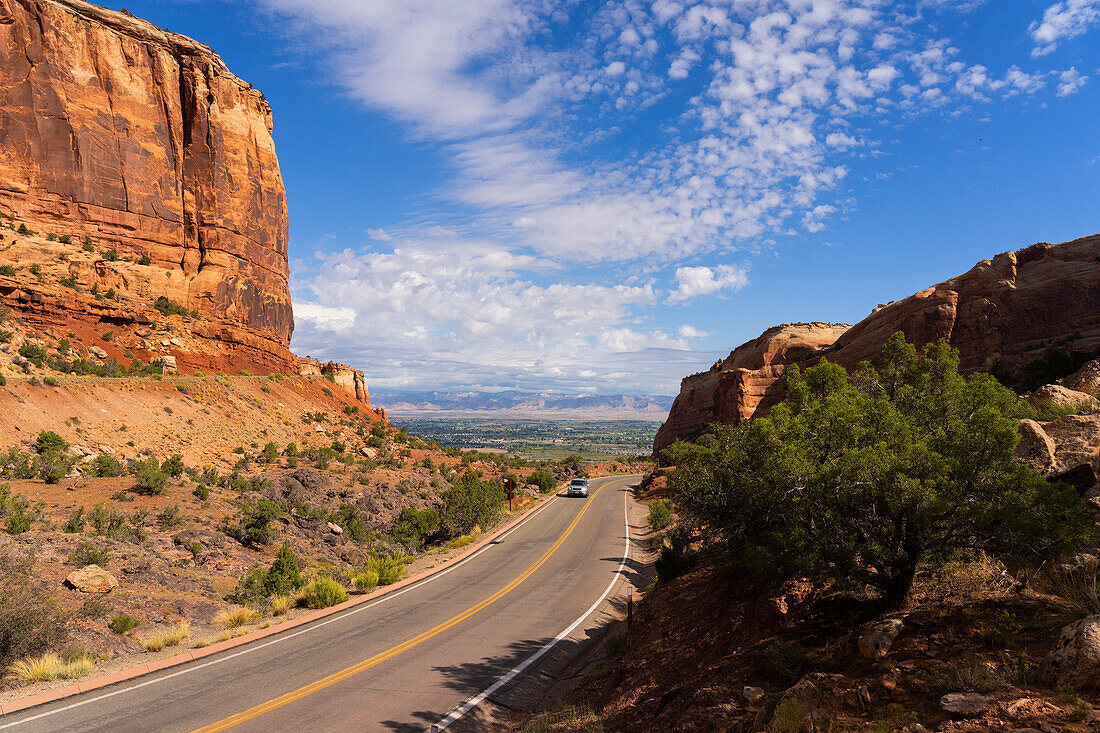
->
[
  {"left": 269, "top": 596, "right": 293, "bottom": 616},
  {"left": 139, "top": 621, "right": 191, "bottom": 652},
  {"left": 216, "top": 606, "right": 260, "bottom": 629},
  {"left": 1042, "top": 567, "right": 1100, "bottom": 619},
  {"left": 7, "top": 652, "right": 94, "bottom": 683}
]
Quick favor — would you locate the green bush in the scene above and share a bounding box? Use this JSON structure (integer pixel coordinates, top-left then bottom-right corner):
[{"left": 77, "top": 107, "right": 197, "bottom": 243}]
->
[
  {"left": 57, "top": 235, "right": 72, "bottom": 245},
  {"left": 101, "top": 249, "right": 119, "bottom": 262},
  {"left": 38, "top": 449, "right": 75, "bottom": 484},
  {"left": 528, "top": 468, "right": 558, "bottom": 494},
  {"left": 391, "top": 507, "right": 440, "bottom": 550},
  {"left": 162, "top": 453, "right": 185, "bottom": 478},
  {"left": 34, "top": 431, "right": 67, "bottom": 454},
  {"left": 265, "top": 541, "right": 302, "bottom": 596},
  {"left": 225, "top": 499, "right": 281, "bottom": 547},
  {"left": 153, "top": 296, "right": 191, "bottom": 318},
  {"left": 16, "top": 223, "right": 32, "bottom": 236},
  {"left": 193, "top": 484, "right": 210, "bottom": 501},
  {"left": 68, "top": 543, "right": 110, "bottom": 568},
  {"left": 366, "top": 552, "right": 407, "bottom": 586},
  {"left": 131, "top": 457, "right": 168, "bottom": 495},
  {"left": 647, "top": 499, "right": 674, "bottom": 531},
  {"left": 63, "top": 507, "right": 85, "bottom": 533},
  {"left": 137, "top": 254, "right": 151, "bottom": 266},
  {"left": 90, "top": 454, "right": 125, "bottom": 478},
  {"left": 82, "top": 241, "right": 94, "bottom": 252},
  {"left": 441, "top": 470, "right": 505, "bottom": 538},
  {"left": 329, "top": 503, "right": 369, "bottom": 544},
  {"left": 19, "top": 344, "right": 48, "bottom": 365},
  {"left": 0, "top": 265, "right": 15, "bottom": 276},
  {"left": 0, "top": 484, "right": 37, "bottom": 534},
  {"left": 353, "top": 569, "right": 379, "bottom": 594},
  {"left": 302, "top": 575, "right": 348, "bottom": 609},
  {"left": 668, "top": 333, "right": 1090, "bottom": 609},
  {"left": 111, "top": 615, "right": 139, "bottom": 634}
]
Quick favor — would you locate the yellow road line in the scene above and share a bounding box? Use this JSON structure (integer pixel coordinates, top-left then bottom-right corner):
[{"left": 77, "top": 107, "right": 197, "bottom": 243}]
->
[{"left": 192, "top": 481, "right": 613, "bottom": 733}]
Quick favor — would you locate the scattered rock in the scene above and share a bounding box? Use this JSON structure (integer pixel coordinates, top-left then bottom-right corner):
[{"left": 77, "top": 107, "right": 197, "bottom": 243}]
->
[
  {"left": 64, "top": 564, "right": 118, "bottom": 593},
  {"left": 89, "top": 345, "right": 108, "bottom": 359},
  {"left": 940, "top": 693, "right": 992, "bottom": 717},
  {"left": 360, "top": 447, "right": 378, "bottom": 459},
  {"left": 900, "top": 725, "right": 929, "bottom": 733},
  {"left": 1042, "top": 614, "right": 1100, "bottom": 689},
  {"left": 326, "top": 521, "right": 343, "bottom": 535},
  {"left": 98, "top": 445, "right": 116, "bottom": 455},
  {"left": 742, "top": 686, "right": 765, "bottom": 706},
  {"left": 859, "top": 618, "right": 904, "bottom": 659}
]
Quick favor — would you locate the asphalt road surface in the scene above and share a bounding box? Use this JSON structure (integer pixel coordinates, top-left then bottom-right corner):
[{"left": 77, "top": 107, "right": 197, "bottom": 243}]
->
[{"left": 0, "top": 474, "right": 642, "bottom": 733}]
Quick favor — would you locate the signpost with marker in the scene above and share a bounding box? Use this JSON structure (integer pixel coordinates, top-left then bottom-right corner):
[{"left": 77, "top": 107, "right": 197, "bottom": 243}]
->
[{"left": 504, "top": 477, "right": 517, "bottom": 511}]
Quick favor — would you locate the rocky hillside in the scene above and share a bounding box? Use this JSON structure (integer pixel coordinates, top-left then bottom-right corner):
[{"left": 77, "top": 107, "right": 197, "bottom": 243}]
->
[
  {"left": 655, "top": 234, "right": 1100, "bottom": 452},
  {"left": 0, "top": 0, "right": 292, "bottom": 371}
]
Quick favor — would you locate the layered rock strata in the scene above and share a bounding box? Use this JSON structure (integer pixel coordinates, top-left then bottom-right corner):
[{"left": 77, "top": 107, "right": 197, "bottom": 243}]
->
[
  {"left": 298, "top": 357, "right": 370, "bottom": 406},
  {"left": 655, "top": 234, "right": 1100, "bottom": 452},
  {"left": 0, "top": 0, "right": 292, "bottom": 364}
]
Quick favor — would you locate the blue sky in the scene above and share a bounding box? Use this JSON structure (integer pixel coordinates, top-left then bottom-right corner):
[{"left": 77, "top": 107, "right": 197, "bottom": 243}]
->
[{"left": 119, "top": 0, "right": 1098, "bottom": 395}]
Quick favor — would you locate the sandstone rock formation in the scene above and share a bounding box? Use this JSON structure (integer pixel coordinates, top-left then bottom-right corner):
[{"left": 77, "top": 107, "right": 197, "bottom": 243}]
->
[
  {"left": 653, "top": 322, "right": 849, "bottom": 452},
  {"left": 656, "top": 234, "right": 1100, "bottom": 452},
  {"left": 63, "top": 564, "right": 118, "bottom": 593},
  {"left": 1014, "top": 411, "right": 1100, "bottom": 494},
  {"left": 299, "top": 357, "right": 370, "bottom": 405},
  {"left": 0, "top": 0, "right": 292, "bottom": 367}
]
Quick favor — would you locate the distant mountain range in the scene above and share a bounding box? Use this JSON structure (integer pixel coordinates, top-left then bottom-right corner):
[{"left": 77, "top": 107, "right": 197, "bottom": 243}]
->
[{"left": 371, "top": 390, "right": 674, "bottom": 418}]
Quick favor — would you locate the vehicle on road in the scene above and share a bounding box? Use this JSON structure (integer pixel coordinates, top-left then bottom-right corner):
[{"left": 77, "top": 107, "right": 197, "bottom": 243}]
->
[{"left": 567, "top": 478, "right": 590, "bottom": 497}]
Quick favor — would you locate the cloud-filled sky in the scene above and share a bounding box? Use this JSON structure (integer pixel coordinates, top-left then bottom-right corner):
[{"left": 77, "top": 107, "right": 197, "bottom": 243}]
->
[{"left": 123, "top": 1, "right": 1099, "bottom": 395}]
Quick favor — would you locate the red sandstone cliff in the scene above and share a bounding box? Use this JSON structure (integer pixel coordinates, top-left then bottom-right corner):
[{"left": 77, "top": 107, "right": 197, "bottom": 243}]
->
[
  {"left": 0, "top": 0, "right": 292, "bottom": 366},
  {"left": 654, "top": 233, "right": 1100, "bottom": 453}
]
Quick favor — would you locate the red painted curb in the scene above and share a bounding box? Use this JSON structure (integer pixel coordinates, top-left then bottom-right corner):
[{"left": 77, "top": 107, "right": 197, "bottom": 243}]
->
[{"left": 0, "top": 483, "right": 588, "bottom": 719}]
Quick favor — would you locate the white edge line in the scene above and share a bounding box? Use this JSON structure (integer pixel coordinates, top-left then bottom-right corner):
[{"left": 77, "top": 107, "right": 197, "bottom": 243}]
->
[
  {"left": 0, "top": 485, "right": 578, "bottom": 730},
  {"left": 431, "top": 477, "right": 633, "bottom": 731}
]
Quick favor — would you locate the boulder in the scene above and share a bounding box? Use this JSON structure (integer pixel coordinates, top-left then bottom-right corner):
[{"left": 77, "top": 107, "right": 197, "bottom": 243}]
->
[
  {"left": 1042, "top": 614, "right": 1100, "bottom": 689},
  {"left": 1014, "top": 419, "right": 1058, "bottom": 474},
  {"left": 88, "top": 346, "right": 108, "bottom": 359},
  {"left": 326, "top": 521, "right": 343, "bottom": 535},
  {"left": 939, "top": 692, "right": 992, "bottom": 717},
  {"left": 64, "top": 564, "right": 118, "bottom": 593},
  {"left": 742, "top": 686, "right": 765, "bottom": 706},
  {"left": 858, "top": 618, "right": 904, "bottom": 659},
  {"left": 1063, "top": 359, "right": 1100, "bottom": 395},
  {"left": 1028, "top": 384, "right": 1098, "bottom": 410}
]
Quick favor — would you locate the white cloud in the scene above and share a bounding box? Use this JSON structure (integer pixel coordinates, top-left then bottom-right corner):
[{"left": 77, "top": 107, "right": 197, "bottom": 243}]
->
[
  {"left": 1030, "top": 0, "right": 1100, "bottom": 56},
  {"left": 366, "top": 228, "right": 394, "bottom": 241},
  {"left": 665, "top": 265, "right": 749, "bottom": 304},
  {"left": 1057, "top": 66, "right": 1089, "bottom": 95},
  {"left": 678, "top": 324, "right": 710, "bottom": 339},
  {"left": 293, "top": 302, "right": 357, "bottom": 330}
]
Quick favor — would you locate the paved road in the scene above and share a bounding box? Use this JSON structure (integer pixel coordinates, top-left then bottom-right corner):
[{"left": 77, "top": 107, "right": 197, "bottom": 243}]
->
[{"left": 0, "top": 475, "right": 641, "bottom": 733}]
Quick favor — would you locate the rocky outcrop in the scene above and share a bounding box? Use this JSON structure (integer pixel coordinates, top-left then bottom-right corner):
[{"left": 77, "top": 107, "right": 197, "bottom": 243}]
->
[
  {"left": 656, "top": 234, "right": 1100, "bottom": 452},
  {"left": 0, "top": 0, "right": 293, "bottom": 367},
  {"left": 299, "top": 357, "right": 370, "bottom": 405},
  {"left": 63, "top": 564, "right": 117, "bottom": 593},
  {"left": 1014, "top": 411, "right": 1100, "bottom": 494},
  {"left": 653, "top": 322, "right": 848, "bottom": 451}
]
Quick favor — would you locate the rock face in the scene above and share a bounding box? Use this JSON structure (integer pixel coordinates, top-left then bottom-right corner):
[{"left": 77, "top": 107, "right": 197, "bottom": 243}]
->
[
  {"left": 656, "top": 234, "right": 1100, "bottom": 452},
  {"left": 299, "top": 357, "right": 370, "bottom": 405},
  {"left": 1014, "top": 410, "right": 1100, "bottom": 494},
  {"left": 653, "top": 322, "right": 849, "bottom": 452},
  {"left": 0, "top": 0, "right": 293, "bottom": 367}
]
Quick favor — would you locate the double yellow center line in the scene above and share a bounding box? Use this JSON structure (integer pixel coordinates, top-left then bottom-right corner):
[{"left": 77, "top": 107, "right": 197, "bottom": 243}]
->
[{"left": 193, "top": 483, "right": 607, "bottom": 732}]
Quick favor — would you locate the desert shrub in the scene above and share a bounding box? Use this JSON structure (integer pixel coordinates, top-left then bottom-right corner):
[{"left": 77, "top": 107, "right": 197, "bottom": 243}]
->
[
  {"left": 391, "top": 507, "right": 440, "bottom": 550},
  {"left": 329, "top": 504, "right": 369, "bottom": 544},
  {"left": 193, "top": 484, "right": 210, "bottom": 501},
  {"left": 90, "top": 454, "right": 125, "bottom": 477},
  {"left": 82, "top": 240, "right": 93, "bottom": 252},
  {"left": 352, "top": 570, "right": 379, "bottom": 594},
  {"left": 111, "top": 615, "right": 139, "bottom": 634},
  {"left": 57, "top": 234, "right": 72, "bottom": 244},
  {"left": 669, "top": 333, "right": 1090, "bottom": 609},
  {"left": 152, "top": 296, "right": 191, "bottom": 318},
  {"left": 260, "top": 442, "right": 279, "bottom": 464},
  {"left": 161, "top": 454, "right": 185, "bottom": 478},
  {"left": 156, "top": 504, "right": 182, "bottom": 528},
  {"left": 269, "top": 596, "right": 293, "bottom": 616},
  {"left": 302, "top": 576, "right": 347, "bottom": 609},
  {"left": 0, "top": 555, "right": 66, "bottom": 671},
  {"left": 63, "top": 507, "right": 85, "bottom": 533},
  {"left": 137, "top": 254, "right": 151, "bottom": 265},
  {"left": 605, "top": 632, "right": 627, "bottom": 657},
  {"left": 19, "top": 344, "right": 48, "bottom": 365},
  {"left": 441, "top": 470, "right": 505, "bottom": 539},
  {"left": 131, "top": 457, "right": 168, "bottom": 495},
  {"left": 265, "top": 541, "right": 302, "bottom": 595},
  {"left": 139, "top": 622, "right": 190, "bottom": 652},
  {"left": 647, "top": 499, "right": 674, "bottom": 531},
  {"left": 37, "top": 449, "right": 74, "bottom": 484},
  {"left": 0, "top": 484, "right": 38, "bottom": 534},
  {"left": 0, "top": 449, "right": 36, "bottom": 479},
  {"left": 225, "top": 499, "right": 281, "bottom": 547},
  {"left": 34, "top": 431, "right": 67, "bottom": 453},
  {"left": 528, "top": 468, "right": 558, "bottom": 494},
  {"left": 366, "top": 552, "right": 407, "bottom": 586},
  {"left": 216, "top": 606, "right": 259, "bottom": 629},
  {"left": 101, "top": 248, "right": 119, "bottom": 262},
  {"left": 16, "top": 224, "right": 32, "bottom": 236},
  {"left": 67, "top": 543, "right": 110, "bottom": 568}
]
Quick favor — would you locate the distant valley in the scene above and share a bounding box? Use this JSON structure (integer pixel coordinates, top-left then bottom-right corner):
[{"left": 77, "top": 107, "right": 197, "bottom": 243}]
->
[{"left": 373, "top": 389, "right": 674, "bottom": 418}]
